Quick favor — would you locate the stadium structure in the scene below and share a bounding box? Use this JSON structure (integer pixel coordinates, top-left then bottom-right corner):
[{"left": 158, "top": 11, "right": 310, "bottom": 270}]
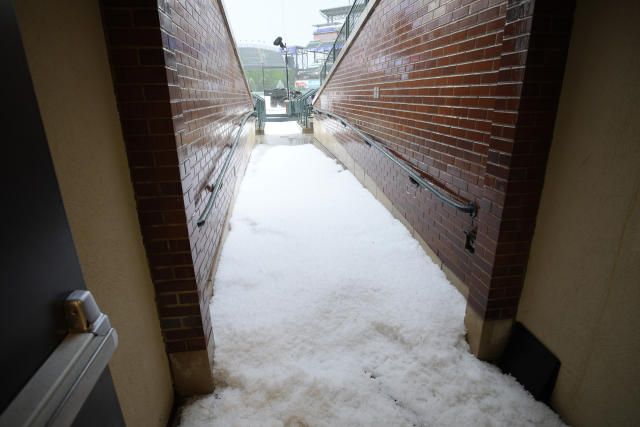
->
[{"left": 236, "top": 5, "right": 352, "bottom": 92}]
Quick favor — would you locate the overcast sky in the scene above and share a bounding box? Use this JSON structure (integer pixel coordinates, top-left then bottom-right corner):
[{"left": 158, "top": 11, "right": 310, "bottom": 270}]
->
[{"left": 222, "top": 0, "right": 352, "bottom": 47}]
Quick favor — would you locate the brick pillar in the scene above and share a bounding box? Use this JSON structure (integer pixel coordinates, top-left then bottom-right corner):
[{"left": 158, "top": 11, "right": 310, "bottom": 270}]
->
[
  {"left": 101, "top": 0, "right": 204, "bottom": 349},
  {"left": 101, "top": 0, "right": 254, "bottom": 395},
  {"left": 101, "top": 0, "right": 213, "bottom": 393},
  {"left": 466, "top": 0, "right": 574, "bottom": 359}
]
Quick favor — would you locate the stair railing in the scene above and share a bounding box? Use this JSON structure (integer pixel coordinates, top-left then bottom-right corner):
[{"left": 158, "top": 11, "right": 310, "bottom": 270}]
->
[
  {"left": 252, "top": 94, "right": 266, "bottom": 130},
  {"left": 290, "top": 89, "right": 317, "bottom": 127}
]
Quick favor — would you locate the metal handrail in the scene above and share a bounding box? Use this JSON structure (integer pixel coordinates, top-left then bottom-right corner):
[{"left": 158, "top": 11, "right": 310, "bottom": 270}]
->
[
  {"left": 314, "top": 109, "right": 477, "bottom": 217},
  {"left": 252, "top": 94, "right": 265, "bottom": 129},
  {"left": 0, "top": 291, "right": 117, "bottom": 427},
  {"left": 290, "top": 89, "right": 317, "bottom": 127},
  {"left": 320, "top": 0, "right": 369, "bottom": 83},
  {"left": 197, "top": 110, "right": 257, "bottom": 227}
]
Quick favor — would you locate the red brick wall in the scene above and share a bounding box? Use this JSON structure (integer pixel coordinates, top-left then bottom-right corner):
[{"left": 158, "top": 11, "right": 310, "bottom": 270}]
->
[
  {"left": 315, "top": 0, "right": 573, "bottom": 320},
  {"left": 102, "top": 0, "right": 254, "bottom": 354}
]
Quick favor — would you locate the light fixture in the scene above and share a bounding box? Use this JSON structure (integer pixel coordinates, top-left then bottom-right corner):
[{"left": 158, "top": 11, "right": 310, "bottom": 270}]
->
[
  {"left": 273, "top": 36, "right": 290, "bottom": 101},
  {"left": 273, "top": 36, "right": 285, "bottom": 49}
]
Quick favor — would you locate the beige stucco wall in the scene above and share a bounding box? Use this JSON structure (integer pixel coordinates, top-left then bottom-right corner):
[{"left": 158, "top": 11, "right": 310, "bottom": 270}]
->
[
  {"left": 15, "top": 1, "right": 175, "bottom": 425},
  {"left": 516, "top": 1, "right": 640, "bottom": 425}
]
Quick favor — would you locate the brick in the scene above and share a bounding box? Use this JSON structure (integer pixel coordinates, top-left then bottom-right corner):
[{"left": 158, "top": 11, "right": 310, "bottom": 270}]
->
[
  {"left": 141, "top": 224, "right": 188, "bottom": 239},
  {"left": 139, "top": 49, "right": 165, "bottom": 66},
  {"left": 163, "top": 328, "right": 204, "bottom": 340},
  {"left": 158, "top": 304, "right": 200, "bottom": 317},
  {"left": 155, "top": 280, "right": 198, "bottom": 293},
  {"left": 179, "top": 292, "right": 199, "bottom": 304},
  {"left": 159, "top": 182, "right": 183, "bottom": 195},
  {"left": 150, "top": 253, "right": 193, "bottom": 267},
  {"left": 111, "top": 49, "right": 139, "bottom": 66},
  {"left": 169, "top": 239, "right": 191, "bottom": 251},
  {"left": 126, "top": 135, "right": 176, "bottom": 150},
  {"left": 151, "top": 267, "right": 173, "bottom": 281},
  {"left": 122, "top": 119, "right": 148, "bottom": 135},
  {"left": 157, "top": 293, "right": 177, "bottom": 306},
  {"left": 182, "top": 316, "right": 203, "bottom": 327},
  {"left": 140, "top": 211, "right": 163, "bottom": 225},
  {"left": 108, "top": 29, "right": 162, "bottom": 46},
  {"left": 116, "top": 85, "right": 144, "bottom": 101},
  {"left": 103, "top": 9, "right": 133, "bottom": 28},
  {"left": 131, "top": 166, "right": 181, "bottom": 182},
  {"left": 163, "top": 211, "right": 186, "bottom": 225},
  {"left": 160, "top": 318, "right": 182, "bottom": 329},
  {"left": 144, "top": 84, "right": 170, "bottom": 100},
  {"left": 174, "top": 266, "right": 195, "bottom": 279},
  {"left": 133, "top": 9, "right": 160, "bottom": 27},
  {"left": 115, "top": 66, "right": 168, "bottom": 84},
  {"left": 148, "top": 118, "right": 174, "bottom": 133}
]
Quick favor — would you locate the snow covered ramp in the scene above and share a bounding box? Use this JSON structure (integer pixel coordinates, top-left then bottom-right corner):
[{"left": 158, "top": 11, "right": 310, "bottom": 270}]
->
[{"left": 179, "top": 126, "right": 564, "bottom": 427}]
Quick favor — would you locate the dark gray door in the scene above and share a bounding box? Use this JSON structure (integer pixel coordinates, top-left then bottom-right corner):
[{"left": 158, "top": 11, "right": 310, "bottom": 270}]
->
[{"left": 0, "top": 1, "right": 125, "bottom": 425}]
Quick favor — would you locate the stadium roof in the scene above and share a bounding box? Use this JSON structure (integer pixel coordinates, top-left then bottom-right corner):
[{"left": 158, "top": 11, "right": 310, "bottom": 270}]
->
[
  {"left": 314, "top": 25, "right": 341, "bottom": 35},
  {"left": 306, "top": 40, "right": 334, "bottom": 52}
]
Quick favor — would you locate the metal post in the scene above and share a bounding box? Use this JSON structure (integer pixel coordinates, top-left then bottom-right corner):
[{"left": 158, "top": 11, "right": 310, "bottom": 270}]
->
[
  {"left": 261, "top": 64, "right": 265, "bottom": 94},
  {"left": 284, "top": 44, "right": 290, "bottom": 100}
]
